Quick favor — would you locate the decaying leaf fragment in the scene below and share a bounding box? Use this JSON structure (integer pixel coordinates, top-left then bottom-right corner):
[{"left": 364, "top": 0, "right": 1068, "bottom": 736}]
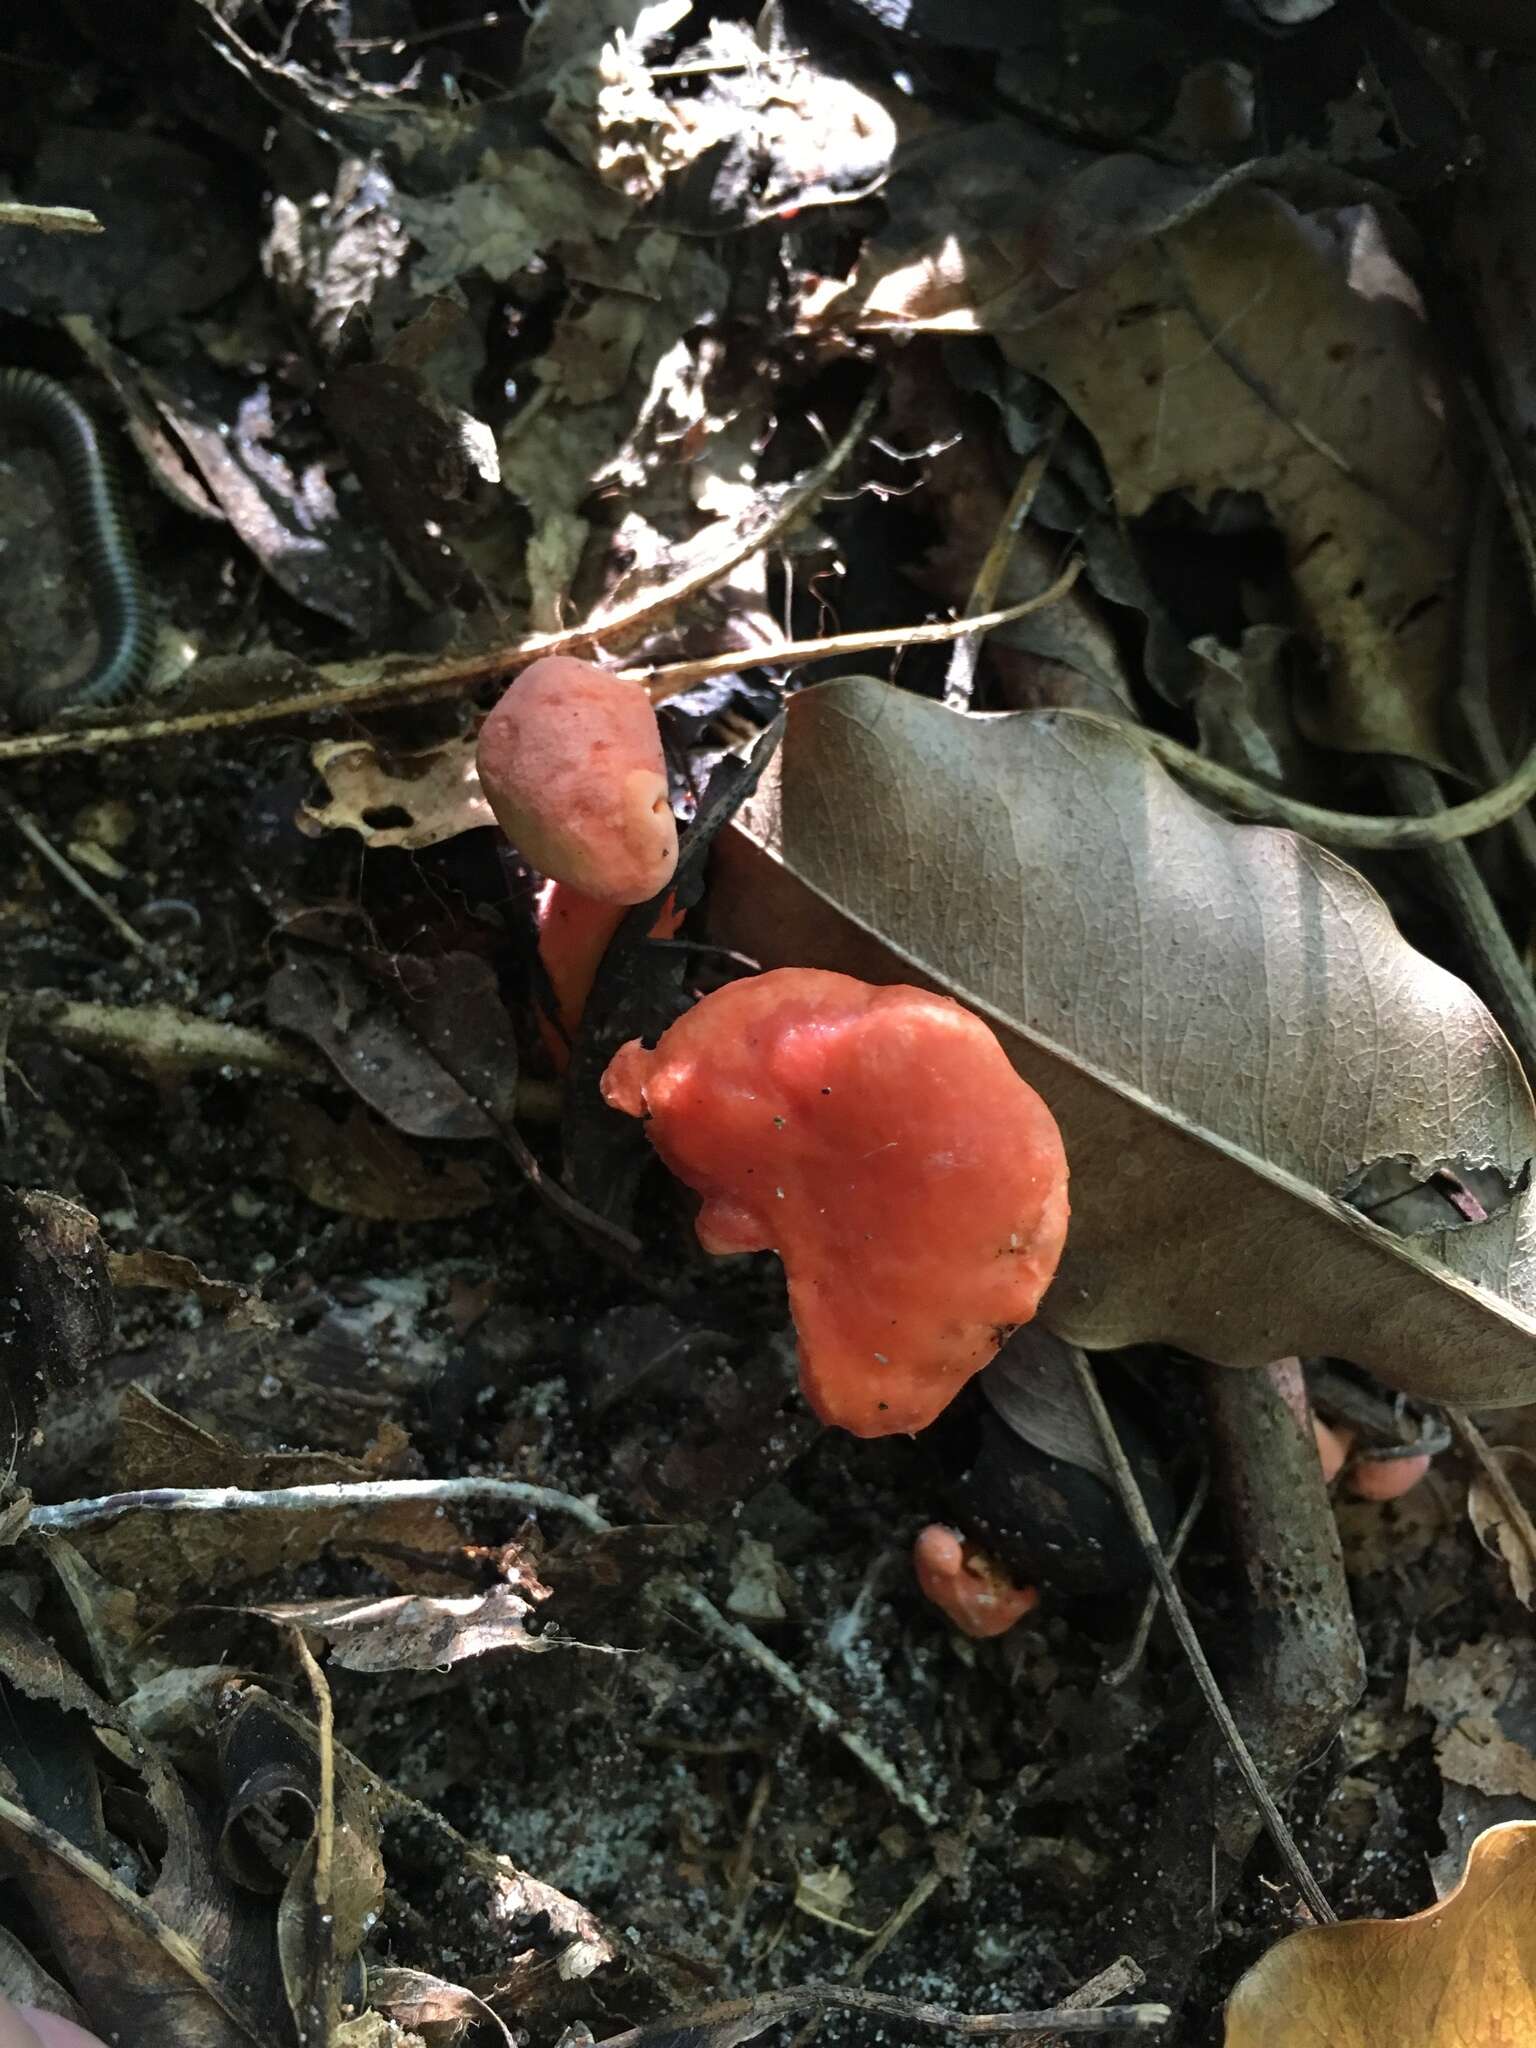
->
[
  {"left": 271, "top": 1097, "right": 491, "bottom": 1221},
  {"left": 1224, "top": 1821, "right": 1536, "bottom": 2045},
  {"left": 297, "top": 734, "right": 491, "bottom": 850},
  {"left": 709, "top": 679, "right": 1536, "bottom": 1405}
]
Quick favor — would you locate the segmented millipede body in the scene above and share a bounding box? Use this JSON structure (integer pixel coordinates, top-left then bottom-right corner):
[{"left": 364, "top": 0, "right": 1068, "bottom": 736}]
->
[{"left": 0, "top": 367, "right": 154, "bottom": 725}]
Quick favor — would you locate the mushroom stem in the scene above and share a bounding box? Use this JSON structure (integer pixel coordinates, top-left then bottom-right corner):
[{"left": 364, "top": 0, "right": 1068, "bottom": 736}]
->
[{"left": 535, "top": 881, "right": 682, "bottom": 1071}]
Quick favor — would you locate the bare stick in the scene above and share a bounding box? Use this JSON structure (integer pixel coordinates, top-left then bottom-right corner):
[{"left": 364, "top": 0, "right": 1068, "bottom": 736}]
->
[
  {"left": 0, "top": 203, "right": 102, "bottom": 234},
  {"left": 1101, "top": 1465, "right": 1209, "bottom": 1689},
  {"left": 593, "top": 1985, "right": 1170, "bottom": 2046},
  {"left": 945, "top": 414, "right": 1062, "bottom": 712},
  {"left": 1067, "top": 1349, "right": 1334, "bottom": 1925},
  {"left": 11, "top": 638, "right": 1532, "bottom": 850},
  {"left": 1034, "top": 1961, "right": 1150, "bottom": 2048},
  {"left": 637, "top": 564, "right": 1083, "bottom": 699},
  {"left": 0, "top": 795, "right": 154, "bottom": 956},
  {"left": 659, "top": 1576, "right": 941, "bottom": 1830}
]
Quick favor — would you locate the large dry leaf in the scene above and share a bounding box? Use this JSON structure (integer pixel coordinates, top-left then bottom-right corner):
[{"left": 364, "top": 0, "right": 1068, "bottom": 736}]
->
[
  {"left": 1006, "top": 186, "right": 1464, "bottom": 766},
  {"left": 0, "top": 1791, "right": 272, "bottom": 2048},
  {"left": 828, "top": 121, "right": 1249, "bottom": 334},
  {"left": 708, "top": 679, "right": 1536, "bottom": 1405},
  {"left": 1224, "top": 1821, "right": 1536, "bottom": 2045}
]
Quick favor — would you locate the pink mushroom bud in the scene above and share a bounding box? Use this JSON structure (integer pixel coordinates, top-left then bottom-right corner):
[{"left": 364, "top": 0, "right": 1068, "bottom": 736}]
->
[
  {"left": 1345, "top": 1451, "right": 1433, "bottom": 1501},
  {"left": 913, "top": 1524, "right": 1039, "bottom": 1639},
  {"left": 476, "top": 656, "right": 680, "bottom": 1065}
]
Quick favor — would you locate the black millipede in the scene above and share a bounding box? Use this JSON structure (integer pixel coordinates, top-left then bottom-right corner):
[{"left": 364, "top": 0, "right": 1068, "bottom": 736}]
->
[{"left": 0, "top": 367, "right": 155, "bottom": 726}]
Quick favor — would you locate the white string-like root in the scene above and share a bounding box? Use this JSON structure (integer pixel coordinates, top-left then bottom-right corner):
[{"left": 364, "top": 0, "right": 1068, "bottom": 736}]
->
[{"left": 28, "top": 1475, "right": 612, "bottom": 1535}]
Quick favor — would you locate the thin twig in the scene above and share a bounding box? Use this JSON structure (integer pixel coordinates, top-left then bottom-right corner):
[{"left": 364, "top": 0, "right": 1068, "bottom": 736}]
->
[
  {"left": 0, "top": 795, "right": 154, "bottom": 956},
  {"left": 1101, "top": 1465, "right": 1210, "bottom": 1688},
  {"left": 945, "top": 414, "right": 1062, "bottom": 712},
  {"left": 592, "top": 1985, "right": 1170, "bottom": 2046},
  {"left": 1378, "top": 759, "right": 1536, "bottom": 1075},
  {"left": 0, "top": 202, "right": 102, "bottom": 234},
  {"left": 10, "top": 639, "right": 1532, "bottom": 851},
  {"left": 636, "top": 566, "right": 1084, "bottom": 698},
  {"left": 1035, "top": 1962, "right": 1151, "bottom": 2048},
  {"left": 26, "top": 1475, "right": 612, "bottom": 1536},
  {"left": 0, "top": 566, "right": 1081, "bottom": 766},
  {"left": 1067, "top": 1348, "right": 1335, "bottom": 1926},
  {"left": 790, "top": 1864, "right": 948, "bottom": 2048},
  {"left": 659, "top": 1576, "right": 942, "bottom": 1830},
  {"left": 1444, "top": 1405, "right": 1536, "bottom": 1585}
]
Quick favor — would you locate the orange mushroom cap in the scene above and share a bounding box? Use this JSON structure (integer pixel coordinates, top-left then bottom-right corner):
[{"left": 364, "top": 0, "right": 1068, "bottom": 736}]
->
[
  {"left": 475, "top": 656, "right": 678, "bottom": 905},
  {"left": 913, "top": 1524, "right": 1040, "bottom": 1639},
  {"left": 601, "top": 968, "right": 1070, "bottom": 1437},
  {"left": 1345, "top": 1451, "right": 1432, "bottom": 1501}
]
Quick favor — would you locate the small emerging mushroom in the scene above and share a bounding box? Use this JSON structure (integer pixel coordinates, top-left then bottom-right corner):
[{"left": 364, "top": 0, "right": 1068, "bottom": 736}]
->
[
  {"left": 476, "top": 655, "right": 679, "bottom": 1064},
  {"left": 1345, "top": 1448, "right": 1433, "bottom": 1501},
  {"left": 912, "top": 1523, "right": 1039, "bottom": 1639},
  {"left": 1312, "top": 1412, "right": 1433, "bottom": 1499},
  {"left": 601, "top": 968, "right": 1070, "bottom": 1437}
]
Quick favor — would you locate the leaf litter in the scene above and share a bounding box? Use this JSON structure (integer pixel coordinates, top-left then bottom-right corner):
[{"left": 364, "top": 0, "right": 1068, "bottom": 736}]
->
[{"left": 8, "top": 4, "right": 1536, "bottom": 2046}]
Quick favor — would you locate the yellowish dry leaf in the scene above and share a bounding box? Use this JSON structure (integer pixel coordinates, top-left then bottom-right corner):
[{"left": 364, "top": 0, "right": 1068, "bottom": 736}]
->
[
  {"left": 1008, "top": 187, "right": 1463, "bottom": 766},
  {"left": 1468, "top": 1447, "right": 1536, "bottom": 1608},
  {"left": 272, "top": 1098, "right": 491, "bottom": 1222},
  {"left": 1224, "top": 1821, "right": 1536, "bottom": 2046}
]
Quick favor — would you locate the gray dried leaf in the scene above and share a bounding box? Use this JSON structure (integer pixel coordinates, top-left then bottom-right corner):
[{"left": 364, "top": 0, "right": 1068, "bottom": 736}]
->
[
  {"left": 267, "top": 956, "right": 491, "bottom": 1141},
  {"left": 979, "top": 1329, "right": 1112, "bottom": 1488},
  {"left": 710, "top": 678, "right": 1536, "bottom": 1405},
  {"left": 246, "top": 1586, "right": 564, "bottom": 1673}
]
